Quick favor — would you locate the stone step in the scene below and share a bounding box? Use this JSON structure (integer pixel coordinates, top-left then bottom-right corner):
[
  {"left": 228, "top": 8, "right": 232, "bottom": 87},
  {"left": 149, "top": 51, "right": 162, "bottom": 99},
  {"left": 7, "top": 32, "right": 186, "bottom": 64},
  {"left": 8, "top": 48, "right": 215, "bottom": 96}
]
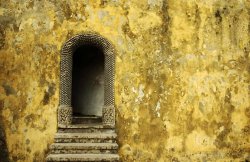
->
[
  {"left": 54, "top": 133, "right": 117, "bottom": 143},
  {"left": 59, "top": 123, "right": 106, "bottom": 129},
  {"left": 72, "top": 116, "right": 102, "bottom": 124},
  {"left": 46, "top": 153, "right": 119, "bottom": 161},
  {"left": 50, "top": 143, "right": 118, "bottom": 153},
  {"left": 50, "top": 148, "right": 117, "bottom": 154},
  {"left": 58, "top": 124, "right": 115, "bottom": 133}
]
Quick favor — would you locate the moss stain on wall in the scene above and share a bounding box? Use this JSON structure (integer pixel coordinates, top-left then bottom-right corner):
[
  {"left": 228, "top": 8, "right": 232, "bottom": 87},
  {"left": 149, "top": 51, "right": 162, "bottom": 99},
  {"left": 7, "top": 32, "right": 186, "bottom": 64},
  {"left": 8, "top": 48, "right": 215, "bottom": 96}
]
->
[{"left": 0, "top": 0, "right": 249, "bottom": 161}]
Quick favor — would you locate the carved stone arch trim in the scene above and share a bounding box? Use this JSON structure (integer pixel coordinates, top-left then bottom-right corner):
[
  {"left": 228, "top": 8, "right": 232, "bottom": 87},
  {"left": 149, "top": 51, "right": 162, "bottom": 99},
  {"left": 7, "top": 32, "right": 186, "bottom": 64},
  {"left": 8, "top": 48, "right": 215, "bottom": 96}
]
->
[{"left": 58, "top": 33, "right": 115, "bottom": 128}]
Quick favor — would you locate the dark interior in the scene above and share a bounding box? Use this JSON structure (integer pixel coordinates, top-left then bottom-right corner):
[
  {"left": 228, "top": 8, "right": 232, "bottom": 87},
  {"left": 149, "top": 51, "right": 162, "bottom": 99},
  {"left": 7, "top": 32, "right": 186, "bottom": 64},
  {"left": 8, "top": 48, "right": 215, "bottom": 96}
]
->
[{"left": 72, "top": 45, "right": 104, "bottom": 117}]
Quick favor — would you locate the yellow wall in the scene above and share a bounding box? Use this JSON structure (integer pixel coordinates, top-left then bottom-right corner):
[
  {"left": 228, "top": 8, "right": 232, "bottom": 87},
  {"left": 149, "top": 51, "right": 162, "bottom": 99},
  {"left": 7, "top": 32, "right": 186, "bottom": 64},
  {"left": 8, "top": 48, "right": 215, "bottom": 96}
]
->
[{"left": 0, "top": 0, "right": 249, "bottom": 161}]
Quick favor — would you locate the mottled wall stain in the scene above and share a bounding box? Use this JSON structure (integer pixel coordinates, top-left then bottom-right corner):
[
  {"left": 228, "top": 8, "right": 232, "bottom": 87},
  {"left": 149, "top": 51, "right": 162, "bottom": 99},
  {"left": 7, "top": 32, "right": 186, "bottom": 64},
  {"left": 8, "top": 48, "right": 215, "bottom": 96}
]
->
[{"left": 0, "top": 0, "right": 249, "bottom": 161}]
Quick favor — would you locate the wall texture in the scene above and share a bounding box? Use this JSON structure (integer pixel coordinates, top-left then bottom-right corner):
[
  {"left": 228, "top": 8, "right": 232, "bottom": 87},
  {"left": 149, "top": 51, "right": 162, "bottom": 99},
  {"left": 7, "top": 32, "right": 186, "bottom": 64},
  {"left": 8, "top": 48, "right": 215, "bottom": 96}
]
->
[{"left": 0, "top": 0, "right": 249, "bottom": 161}]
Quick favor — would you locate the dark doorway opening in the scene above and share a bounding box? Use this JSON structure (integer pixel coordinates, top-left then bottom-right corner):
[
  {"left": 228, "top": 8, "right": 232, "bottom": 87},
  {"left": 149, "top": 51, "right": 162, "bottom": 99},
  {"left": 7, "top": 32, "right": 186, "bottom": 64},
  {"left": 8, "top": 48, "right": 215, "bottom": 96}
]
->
[{"left": 72, "top": 45, "right": 104, "bottom": 123}]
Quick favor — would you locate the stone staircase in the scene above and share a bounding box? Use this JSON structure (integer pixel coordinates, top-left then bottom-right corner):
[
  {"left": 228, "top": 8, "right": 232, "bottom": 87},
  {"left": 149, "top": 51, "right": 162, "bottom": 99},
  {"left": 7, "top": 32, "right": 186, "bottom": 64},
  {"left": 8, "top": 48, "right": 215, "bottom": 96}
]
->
[{"left": 46, "top": 118, "right": 119, "bottom": 162}]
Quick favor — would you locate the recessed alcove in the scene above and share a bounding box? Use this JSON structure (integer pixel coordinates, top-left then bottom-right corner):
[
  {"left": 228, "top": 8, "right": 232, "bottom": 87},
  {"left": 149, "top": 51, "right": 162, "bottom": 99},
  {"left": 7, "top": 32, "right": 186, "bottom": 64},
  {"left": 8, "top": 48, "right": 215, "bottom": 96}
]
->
[
  {"left": 57, "top": 33, "right": 115, "bottom": 127},
  {"left": 72, "top": 45, "right": 104, "bottom": 122},
  {"left": 47, "top": 33, "right": 118, "bottom": 161}
]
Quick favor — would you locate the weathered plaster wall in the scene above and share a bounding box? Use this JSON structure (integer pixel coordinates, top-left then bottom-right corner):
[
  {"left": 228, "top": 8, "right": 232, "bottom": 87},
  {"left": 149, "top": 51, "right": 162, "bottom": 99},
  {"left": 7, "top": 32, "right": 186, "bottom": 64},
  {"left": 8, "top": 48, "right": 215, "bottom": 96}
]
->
[{"left": 0, "top": 0, "right": 249, "bottom": 161}]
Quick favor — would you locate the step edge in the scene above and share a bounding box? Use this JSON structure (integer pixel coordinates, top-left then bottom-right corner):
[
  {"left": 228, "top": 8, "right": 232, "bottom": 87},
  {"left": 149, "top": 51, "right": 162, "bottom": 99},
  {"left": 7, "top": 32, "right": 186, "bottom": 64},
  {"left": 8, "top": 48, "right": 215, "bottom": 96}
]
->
[
  {"left": 50, "top": 143, "right": 118, "bottom": 150},
  {"left": 55, "top": 134, "right": 117, "bottom": 139},
  {"left": 46, "top": 153, "right": 120, "bottom": 160}
]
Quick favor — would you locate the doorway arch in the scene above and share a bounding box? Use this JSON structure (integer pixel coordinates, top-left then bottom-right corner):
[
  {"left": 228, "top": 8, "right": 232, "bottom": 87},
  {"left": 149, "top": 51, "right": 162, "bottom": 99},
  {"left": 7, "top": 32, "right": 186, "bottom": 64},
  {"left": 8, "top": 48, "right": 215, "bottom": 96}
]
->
[{"left": 58, "top": 33, "right": 115, "bottom": 128}]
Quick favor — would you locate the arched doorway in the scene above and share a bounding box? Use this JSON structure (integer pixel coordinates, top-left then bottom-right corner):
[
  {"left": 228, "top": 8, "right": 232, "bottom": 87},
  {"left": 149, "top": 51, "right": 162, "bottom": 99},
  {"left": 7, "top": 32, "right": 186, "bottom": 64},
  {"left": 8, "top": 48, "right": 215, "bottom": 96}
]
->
[
  {"left": 57, "top": 33, "right": 116, "bottom": 128},
  {"left": 47, "top": 33, "right": 119, "bottom": 162}
]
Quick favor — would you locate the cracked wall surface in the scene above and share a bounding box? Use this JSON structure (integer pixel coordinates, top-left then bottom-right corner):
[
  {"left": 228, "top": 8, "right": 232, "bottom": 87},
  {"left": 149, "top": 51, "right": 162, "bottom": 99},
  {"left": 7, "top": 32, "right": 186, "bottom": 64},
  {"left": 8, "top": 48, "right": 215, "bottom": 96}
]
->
[{"left": 0, "top": 0, "right": 249, "bottom": 161}]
